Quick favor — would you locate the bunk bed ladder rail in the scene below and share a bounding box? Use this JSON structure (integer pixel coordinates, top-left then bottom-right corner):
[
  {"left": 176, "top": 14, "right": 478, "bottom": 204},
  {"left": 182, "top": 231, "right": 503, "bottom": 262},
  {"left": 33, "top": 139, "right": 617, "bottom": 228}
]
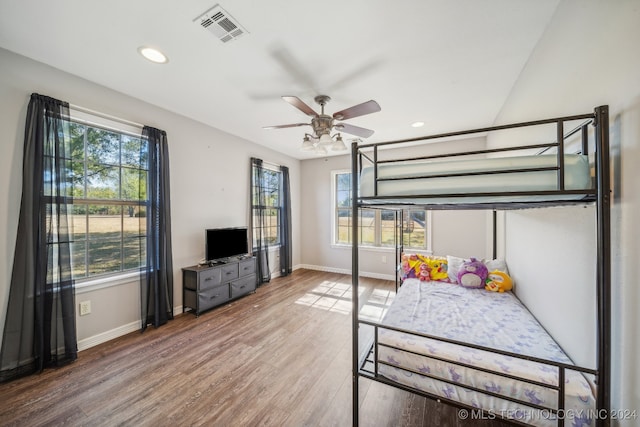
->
[
  {"left": 556, "top": 119, "right": 565, "bottom": 190},
  {"left": 594, "top": 105, "right": 611, "bottom": 427},
  {"left": 351, "top": 140, "right": 361, "bottom": 427},
  {"left": 393, "top": 210, "right": 404, "bottom": 291}
]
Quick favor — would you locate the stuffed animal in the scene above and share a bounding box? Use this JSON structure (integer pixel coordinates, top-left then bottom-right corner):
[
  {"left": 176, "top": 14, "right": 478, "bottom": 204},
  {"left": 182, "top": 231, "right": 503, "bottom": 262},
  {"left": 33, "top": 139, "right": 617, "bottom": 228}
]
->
[
  {"left": 426, "top": 258, "right": 448, "bottom": 281},
  {"left": 401, "top": 255, "right": 415, "bottom": 279},
  {"left": 485, "top": 270, "right": 513, "bottom": 293},
  {"left": 418, "top": 263, "right": 431, "bottom": 281},
  {"left": 456, "top": 258, "right": 488, "bottom": 289},
  {"left": 401, "top": 254, "right": 419, "bottom": 279}
]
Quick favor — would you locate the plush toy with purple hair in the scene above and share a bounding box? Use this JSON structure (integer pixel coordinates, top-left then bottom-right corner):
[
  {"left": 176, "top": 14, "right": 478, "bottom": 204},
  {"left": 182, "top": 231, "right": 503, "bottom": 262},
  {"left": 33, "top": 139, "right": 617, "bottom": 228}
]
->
[{"left": 457, "top": 257, "right": 488, "bottom": 289}]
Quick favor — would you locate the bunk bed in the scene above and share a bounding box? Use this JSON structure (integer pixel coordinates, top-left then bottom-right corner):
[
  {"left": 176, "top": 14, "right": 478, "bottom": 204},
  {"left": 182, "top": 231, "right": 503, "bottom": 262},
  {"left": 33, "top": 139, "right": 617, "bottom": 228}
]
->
[{"left": 350, "top": 106, "right": 610, "bottom": 427}]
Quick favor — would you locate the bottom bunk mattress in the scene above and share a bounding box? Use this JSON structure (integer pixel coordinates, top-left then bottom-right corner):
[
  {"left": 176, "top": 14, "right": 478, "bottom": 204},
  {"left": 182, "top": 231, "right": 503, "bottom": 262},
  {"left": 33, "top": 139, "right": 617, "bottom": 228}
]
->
[{"left": 372, "top": 279, "right": 595, "bottom": 426}]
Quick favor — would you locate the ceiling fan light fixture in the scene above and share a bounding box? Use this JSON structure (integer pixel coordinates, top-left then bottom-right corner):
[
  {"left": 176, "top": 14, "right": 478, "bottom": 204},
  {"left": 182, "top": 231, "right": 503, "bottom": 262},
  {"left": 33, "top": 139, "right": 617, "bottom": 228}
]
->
[
  {"left": 314, "top": 144, "right": 328, "bottom": 155},
  {"left": 263, "top": 95, "right": 381, "bottom": 155},
  {"left": 318, "top": 133, "right": 333, "bottom": 145},
  {"left": 330, "top": 134, "right": 347, "bottom": 152},
  {"left": 300, "top": 135, "right": 315, "bottom": 151}
]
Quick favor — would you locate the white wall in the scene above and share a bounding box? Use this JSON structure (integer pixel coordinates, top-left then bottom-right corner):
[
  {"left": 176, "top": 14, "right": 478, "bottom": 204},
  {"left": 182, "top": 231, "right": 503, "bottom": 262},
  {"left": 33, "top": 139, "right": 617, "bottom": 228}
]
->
[
  {"left": 0, "top": 47, "right": 301, "bottom": 349},
  {"left": 300, "top": 137, "right": 491, "bottom": 279},
  {"left": 490, "top": 0, "right": 640, "bottom": 420},
  {"left": 505, "top": 206, "right": 596, "bottom": 367}
]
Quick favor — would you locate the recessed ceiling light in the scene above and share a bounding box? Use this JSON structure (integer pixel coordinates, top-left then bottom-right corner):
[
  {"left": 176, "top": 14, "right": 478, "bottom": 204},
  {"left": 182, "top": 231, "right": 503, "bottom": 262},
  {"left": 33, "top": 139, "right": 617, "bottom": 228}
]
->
[
  {"left": 411, "top": 121, "right": 425, "bottom": 128},
  {"left": 138, "top": 46, "right": 168, "bottom": 64}
]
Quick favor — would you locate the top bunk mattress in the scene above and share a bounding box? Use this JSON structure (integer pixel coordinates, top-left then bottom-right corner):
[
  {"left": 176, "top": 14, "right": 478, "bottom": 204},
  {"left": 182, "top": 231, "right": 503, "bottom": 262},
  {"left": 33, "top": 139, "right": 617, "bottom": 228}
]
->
[{"left": 359, "top": 154, "right": 593, "bottom": 206}]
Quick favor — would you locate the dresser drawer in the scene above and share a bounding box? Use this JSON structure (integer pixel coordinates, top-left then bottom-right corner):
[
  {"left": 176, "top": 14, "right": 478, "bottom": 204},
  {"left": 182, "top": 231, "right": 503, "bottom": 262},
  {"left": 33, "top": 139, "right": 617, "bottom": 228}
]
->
[
  {"left": 199, "top": 285, "right": 230, "bottom": 311},
  {"left": 199, "top": 268, "right": 222, "bottom": 290},
  {"left": 239, "top": 258, "right": 256, "bottom": 277},
  {"left": 182, "top": 256, "right": 256, "bottom": 316},
  {"left": 221, "top": 263, "right": 239, "bottom": 281},
  {"left": 230, "top": 274, "right": 256, "bottom": 299}
]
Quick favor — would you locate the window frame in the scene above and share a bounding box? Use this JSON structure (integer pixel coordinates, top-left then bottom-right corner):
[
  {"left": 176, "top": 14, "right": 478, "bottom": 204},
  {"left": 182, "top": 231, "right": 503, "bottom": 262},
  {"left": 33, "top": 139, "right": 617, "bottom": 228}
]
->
[
  {"left": 331, "top": 170, "right": 432, "bottom": 253},
  {"left": 68, "top": 109, "right": 147, "bottom": 291},
  {"left": 251, "top": 163, "right": 283, "bottom": 250}
]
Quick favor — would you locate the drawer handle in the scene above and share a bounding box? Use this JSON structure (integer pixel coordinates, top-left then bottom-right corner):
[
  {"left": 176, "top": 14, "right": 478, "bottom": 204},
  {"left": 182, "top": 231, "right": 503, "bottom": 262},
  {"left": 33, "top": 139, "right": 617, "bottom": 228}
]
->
[
  {"left": 210, "top": 294, "right": 220, "bottom": 299},
  {"left": 240, "top": 285, "right": 245, "bottom": 289},
  {"left": 205, "top": 277, "right": 212, "bottom": 281}
]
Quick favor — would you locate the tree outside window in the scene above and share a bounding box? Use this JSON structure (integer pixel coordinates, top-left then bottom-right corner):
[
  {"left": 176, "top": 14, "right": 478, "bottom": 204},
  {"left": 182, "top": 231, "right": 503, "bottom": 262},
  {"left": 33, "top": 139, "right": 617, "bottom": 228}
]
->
[
  {"left": 252, "top": 166, "right": 282, "bottom": 247},
  {"left": 68, "top": 122, "right": 148, "bottom": 280}
]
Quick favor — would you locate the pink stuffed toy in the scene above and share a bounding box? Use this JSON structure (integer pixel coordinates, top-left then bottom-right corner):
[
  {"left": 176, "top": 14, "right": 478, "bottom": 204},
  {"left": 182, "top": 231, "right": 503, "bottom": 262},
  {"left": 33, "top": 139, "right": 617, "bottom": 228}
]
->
[
  {"left": 419, "top": 263, "right": 430, "bottom": 281},
  {"left": 457, "top": 258, "right": 488, "bottom": 289}
]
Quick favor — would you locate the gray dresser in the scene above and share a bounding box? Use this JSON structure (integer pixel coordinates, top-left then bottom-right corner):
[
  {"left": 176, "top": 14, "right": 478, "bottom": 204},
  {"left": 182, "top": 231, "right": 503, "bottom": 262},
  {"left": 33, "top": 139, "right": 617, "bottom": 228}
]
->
[{"left": 182, "top": 256, "right": 257, "bottom": 316}]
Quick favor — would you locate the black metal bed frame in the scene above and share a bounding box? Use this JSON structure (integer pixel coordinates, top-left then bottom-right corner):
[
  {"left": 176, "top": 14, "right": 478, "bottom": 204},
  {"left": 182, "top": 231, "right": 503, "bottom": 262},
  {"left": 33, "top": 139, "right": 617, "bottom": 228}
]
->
[{"left": 350, "top": 106, "right": 611, "bottom": 427}]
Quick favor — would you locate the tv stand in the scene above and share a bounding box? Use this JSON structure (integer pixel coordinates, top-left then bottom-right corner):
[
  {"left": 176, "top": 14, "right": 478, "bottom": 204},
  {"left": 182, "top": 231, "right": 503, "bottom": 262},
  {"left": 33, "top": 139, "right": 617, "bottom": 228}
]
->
[{"left": 182, "top": 256, "right": 256, "bottom": 316}]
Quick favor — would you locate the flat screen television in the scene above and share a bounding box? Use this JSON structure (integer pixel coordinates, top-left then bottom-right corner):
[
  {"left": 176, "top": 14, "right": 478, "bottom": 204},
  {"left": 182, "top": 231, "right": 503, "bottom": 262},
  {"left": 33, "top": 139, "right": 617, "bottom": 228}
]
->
[{"left": 206, "top": 227, "right": 249, "bottom": 262}]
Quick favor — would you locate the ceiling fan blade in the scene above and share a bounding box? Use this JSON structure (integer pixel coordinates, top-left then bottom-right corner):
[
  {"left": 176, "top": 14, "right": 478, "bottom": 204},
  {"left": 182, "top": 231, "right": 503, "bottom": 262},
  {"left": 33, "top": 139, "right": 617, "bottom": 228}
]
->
[
  {"left": 282, "top": 96, "right": 318, "bottom": 117},
  {"left": 335, "top": 123, "right": 375, "bottom": 138},
  {"left": 270, "top": 45, "right": 320, "bottom": 94},
  {"left": 263, "top": 123, "right": 310, "bottom": 130},
  {"left": 326, "top": 58, "right": 384, "bottom": 93},
  {"left": 333, "top": 100, "right": 381, "bottom": 120}
]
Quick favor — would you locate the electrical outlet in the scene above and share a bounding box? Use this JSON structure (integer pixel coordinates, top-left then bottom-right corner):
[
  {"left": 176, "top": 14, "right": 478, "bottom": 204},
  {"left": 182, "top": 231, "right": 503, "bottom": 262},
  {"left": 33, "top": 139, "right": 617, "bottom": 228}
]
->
[
  {"left": 382, "top": 255, "right": 387, "bottom": 263},
  {"left": 79, "top": 300, "right": 91, "bottom": 316}
]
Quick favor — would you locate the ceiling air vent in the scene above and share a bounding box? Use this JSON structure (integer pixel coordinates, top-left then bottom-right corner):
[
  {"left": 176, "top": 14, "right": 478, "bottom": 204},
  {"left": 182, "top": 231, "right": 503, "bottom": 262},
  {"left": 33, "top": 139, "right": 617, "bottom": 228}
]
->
[{"left": 194, "top": 4, "right": 248, "bottom": 43}]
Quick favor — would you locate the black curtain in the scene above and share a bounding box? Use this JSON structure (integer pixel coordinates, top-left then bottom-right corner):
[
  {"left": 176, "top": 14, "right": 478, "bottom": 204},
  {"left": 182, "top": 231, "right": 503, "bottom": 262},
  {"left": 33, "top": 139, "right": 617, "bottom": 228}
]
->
[
  {"left": 140, "top": 126, "right": 174, "bottom": 331},
  {"left": 0, "top": 93, "right": 77, "bottom": 382},
  {"left": 251, "top": 158, "right": 271, "bottom": 285},
  {"left": 279, "top": 165, "right": 292, "bottom": 276}
]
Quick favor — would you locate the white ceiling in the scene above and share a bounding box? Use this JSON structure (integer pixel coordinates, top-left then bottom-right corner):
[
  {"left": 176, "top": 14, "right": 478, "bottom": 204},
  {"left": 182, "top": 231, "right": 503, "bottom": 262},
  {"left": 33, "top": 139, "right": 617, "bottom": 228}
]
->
[{"left": 0, "top": 0, "right": 560, "bottom": 159}]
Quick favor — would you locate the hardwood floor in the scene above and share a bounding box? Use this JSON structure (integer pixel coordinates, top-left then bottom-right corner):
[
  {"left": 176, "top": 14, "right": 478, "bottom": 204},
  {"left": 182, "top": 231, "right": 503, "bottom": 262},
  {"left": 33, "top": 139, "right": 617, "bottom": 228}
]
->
[{"left": 0, "top": 269, "right": 511, "bottom": 427}]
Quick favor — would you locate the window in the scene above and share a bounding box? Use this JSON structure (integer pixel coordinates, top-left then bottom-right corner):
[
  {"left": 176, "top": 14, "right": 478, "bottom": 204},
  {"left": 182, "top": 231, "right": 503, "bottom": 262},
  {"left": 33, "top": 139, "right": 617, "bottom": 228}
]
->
[
  {"left": 400, "top": 209, "right": 428, "bottom": 249},
  {"left": 68, "top": 118, "right": 148, "bottom": 281},
  {"left": 333, "top": 171, "right": 431, "bottom": 250},
  {"left": 251, "top": 164, "right": 282, "bottom": 248}
]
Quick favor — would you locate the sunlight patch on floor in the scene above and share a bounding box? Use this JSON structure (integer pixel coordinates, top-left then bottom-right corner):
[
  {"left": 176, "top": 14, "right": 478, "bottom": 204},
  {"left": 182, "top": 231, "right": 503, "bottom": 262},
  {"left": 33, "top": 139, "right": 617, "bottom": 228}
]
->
[
  {"left": 359, "top": 288, "right": 395, "bottom": 322},
  {"left": 295, "top": 280, "right": 362, "bottom": 315},
  {"left": 295, "top": 279, "right": 395, "bottom": 318}
]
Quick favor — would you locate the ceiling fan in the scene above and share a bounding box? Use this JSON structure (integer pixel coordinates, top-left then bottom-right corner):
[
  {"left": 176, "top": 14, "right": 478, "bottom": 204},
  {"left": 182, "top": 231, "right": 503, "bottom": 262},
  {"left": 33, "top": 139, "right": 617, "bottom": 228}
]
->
[{"left": 263, "top": 95, "right": 381, "bottom": 154}]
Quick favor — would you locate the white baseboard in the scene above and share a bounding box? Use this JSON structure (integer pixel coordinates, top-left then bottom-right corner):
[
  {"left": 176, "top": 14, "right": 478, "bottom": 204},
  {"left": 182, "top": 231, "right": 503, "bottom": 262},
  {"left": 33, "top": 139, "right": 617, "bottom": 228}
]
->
[
  {"left": 78, "top": 305, "right": 184, "bottom": 352},
  {"left": 296, "top": 264, "right": 394, "bottom": 281},
  {"left": 78, "top": 320, "right": 140, "bottom": 352}
]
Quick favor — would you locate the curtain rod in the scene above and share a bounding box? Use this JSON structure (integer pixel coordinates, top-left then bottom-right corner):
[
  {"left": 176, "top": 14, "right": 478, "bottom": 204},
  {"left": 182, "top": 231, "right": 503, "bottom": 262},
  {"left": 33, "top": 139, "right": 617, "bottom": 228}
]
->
[
  {"left": 69, "top": 103, "right": 144, "bottom": 129},
  {"left": 254, "top": 157, "right": 284, "bottom": 170},
  {"left": 263, "top": 159, "right": 283, "bottom": 169}
]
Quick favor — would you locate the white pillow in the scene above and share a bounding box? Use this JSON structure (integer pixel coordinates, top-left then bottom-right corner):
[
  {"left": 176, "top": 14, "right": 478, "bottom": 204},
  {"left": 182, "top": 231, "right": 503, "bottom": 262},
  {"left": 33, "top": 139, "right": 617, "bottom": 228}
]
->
[
  {"left": 484, "top": 258, "right": 509, "bottom": 274},
  {"left": 446, "top": 255, "right": 465, "bottom": 284}
]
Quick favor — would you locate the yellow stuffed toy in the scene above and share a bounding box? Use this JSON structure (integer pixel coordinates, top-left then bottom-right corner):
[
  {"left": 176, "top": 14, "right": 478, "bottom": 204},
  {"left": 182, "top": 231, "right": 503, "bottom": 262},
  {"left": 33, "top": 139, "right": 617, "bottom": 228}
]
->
[
  {"left": 425, "top": 257, "right": 448, "bottom": 281},
  {"left": 485, "top": 270, "right": 513, "bottom": 293}
]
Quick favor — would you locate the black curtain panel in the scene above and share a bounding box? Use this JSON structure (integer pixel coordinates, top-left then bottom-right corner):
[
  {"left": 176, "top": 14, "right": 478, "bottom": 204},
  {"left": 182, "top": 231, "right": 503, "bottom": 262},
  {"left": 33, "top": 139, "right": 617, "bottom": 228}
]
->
[
  {"left": 279, "top": 165, "right": 292, "bottom": 276},
  {"left": 140, "top": 126, "right": 174, "bottom": 331},
  {"left": 0, "top": 93, "right": 77, "bottom": 382},
  {"left": 250, "top": 158, "right": 271, "bottom": 285}
]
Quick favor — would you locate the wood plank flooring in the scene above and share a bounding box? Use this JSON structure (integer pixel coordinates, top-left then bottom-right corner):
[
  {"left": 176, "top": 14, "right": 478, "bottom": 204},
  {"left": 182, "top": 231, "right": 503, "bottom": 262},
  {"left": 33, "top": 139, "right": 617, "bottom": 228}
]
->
[{"left": 0, "top": 269, "right": 511, "bottom": 427}]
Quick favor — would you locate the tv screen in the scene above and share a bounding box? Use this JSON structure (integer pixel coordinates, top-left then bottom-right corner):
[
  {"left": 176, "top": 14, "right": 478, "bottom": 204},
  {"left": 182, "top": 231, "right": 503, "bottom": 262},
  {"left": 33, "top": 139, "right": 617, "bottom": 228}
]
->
[{"left": 206, "top": 227, "right": 249, "bottom": 261}]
